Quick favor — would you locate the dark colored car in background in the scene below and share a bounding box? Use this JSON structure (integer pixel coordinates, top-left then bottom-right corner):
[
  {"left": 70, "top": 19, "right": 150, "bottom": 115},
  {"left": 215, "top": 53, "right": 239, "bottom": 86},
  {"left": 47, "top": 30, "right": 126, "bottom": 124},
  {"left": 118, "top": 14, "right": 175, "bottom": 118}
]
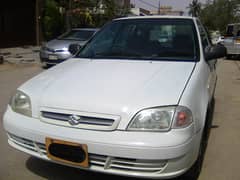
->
[{"left": 40, "top": 28, "right": 99, "bottom": 68}]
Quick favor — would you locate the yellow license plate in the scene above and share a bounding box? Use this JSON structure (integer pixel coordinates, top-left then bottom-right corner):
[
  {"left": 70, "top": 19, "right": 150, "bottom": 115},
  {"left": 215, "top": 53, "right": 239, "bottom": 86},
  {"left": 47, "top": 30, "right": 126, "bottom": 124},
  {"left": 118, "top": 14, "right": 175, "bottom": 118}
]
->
[{"left": 46, "top": 138, "right": 89, "bottom": 168}]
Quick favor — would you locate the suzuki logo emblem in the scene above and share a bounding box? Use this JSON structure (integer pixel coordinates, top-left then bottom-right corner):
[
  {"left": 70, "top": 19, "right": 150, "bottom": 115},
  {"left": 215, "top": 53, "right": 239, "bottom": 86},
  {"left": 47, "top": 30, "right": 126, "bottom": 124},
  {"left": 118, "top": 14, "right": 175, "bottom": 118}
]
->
[{"left": 68, "top": 115, "right": 81, "bottom": 125}]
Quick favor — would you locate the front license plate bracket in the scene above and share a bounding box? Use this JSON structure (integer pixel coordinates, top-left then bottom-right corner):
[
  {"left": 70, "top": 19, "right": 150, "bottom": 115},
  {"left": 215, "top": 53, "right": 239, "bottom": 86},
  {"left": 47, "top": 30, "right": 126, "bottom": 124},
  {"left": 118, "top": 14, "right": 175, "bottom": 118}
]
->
[{"left": 46, "top": 138, "right": 89, "bottom": 167}]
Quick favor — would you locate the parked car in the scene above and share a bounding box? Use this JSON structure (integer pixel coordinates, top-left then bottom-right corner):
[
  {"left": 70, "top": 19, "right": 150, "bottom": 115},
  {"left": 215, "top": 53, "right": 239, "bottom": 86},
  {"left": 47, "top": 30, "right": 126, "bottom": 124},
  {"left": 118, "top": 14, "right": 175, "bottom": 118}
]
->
[
  {"left": 4, "top": 16, "right": 226, "bottom": 179},
  {"left": 223, "top": 23, "right": 240, "bottom": 58},
  {"left": 40, "top": 28, "right": 99, "bottom": 68}
]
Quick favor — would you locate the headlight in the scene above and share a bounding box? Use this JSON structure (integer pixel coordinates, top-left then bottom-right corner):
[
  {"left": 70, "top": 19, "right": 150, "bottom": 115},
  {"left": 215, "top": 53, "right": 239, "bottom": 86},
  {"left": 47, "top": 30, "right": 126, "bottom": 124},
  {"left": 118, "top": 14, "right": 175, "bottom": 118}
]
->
[
  {"left": 127, "top": 106, "right": 192, "bottom": 132},
  {"left": 10, "top": 90, "right": 32, "bottom": 117},
  {"left": 128, "top": 107, "right": 175, "bottom": 131}
]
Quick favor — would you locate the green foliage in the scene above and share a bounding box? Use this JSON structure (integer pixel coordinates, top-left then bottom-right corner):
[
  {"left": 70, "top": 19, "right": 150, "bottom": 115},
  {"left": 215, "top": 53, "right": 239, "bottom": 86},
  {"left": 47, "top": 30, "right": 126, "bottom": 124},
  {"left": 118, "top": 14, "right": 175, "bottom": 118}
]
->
[
  {"left": 42, "top": 0, "right": 64, "bottom": 40},
  {"left": 200, "top": 0, "right": 240, "bottom": 34},
  {"left": 67, "top": 0, "right": 103, "bottom": 27},
  {"left": 69, "top": 0, "right": 130, "bottom": 28},
  {"left": 102, "top": 0, "right": 117, "bottom": 20},
  {"left": 41, "top": 0, "right": 131, "bottom": 38},
  {"left": 188, "top": 0, "right": 201, "bottom": 17},
  {"left": 92, "top": 14, "right": 109, "bottom": 27}
]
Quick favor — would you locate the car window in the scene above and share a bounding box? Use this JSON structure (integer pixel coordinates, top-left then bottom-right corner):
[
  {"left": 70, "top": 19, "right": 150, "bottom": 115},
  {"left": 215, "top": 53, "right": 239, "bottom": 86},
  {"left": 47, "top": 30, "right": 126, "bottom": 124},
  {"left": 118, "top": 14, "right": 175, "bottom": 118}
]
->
[{"left": 78, "top": 19, "right": 199, "bottom": 61}]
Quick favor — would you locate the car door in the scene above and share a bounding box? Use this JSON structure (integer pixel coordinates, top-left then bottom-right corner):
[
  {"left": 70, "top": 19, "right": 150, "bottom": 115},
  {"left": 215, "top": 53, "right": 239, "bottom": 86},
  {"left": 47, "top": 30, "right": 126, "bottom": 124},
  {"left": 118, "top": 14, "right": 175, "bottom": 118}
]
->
[{"left": 197, "top": 20, "right": 217, "bottom": 102}]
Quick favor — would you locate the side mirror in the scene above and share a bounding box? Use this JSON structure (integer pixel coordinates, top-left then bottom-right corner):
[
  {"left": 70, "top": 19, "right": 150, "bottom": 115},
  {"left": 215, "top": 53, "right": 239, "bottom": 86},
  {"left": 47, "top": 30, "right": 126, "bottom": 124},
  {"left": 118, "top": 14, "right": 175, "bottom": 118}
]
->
[
  {"left": 205, "top": 44, "right": 227, "bottom": 61},
  {"left": 68, "top": 43, "right": 81, "bottom": 55}
]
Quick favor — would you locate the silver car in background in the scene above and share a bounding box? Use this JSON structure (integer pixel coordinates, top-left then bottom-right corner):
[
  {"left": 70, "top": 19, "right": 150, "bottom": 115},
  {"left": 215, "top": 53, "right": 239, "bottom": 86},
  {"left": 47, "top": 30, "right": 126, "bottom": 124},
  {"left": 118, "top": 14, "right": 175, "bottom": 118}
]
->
[{"left": 40, "top": 28, "right": 99, "bottom": 68}]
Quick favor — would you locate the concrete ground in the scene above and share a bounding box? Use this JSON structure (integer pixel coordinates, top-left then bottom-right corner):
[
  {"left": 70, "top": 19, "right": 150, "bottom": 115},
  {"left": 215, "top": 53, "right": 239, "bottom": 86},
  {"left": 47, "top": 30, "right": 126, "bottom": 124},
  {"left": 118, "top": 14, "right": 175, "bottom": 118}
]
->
[
  {"left": 199, "top": 59, "right": 240, "bottom": 180},
  {"left": 0, "top": 59, "right": 240, "bottom": 180}
]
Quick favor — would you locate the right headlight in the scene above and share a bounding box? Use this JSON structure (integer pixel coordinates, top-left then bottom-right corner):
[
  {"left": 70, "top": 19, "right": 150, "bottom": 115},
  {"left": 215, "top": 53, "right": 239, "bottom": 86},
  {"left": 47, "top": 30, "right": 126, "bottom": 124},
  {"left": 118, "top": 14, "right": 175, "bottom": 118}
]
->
[
  {"left": 10, "top": 90, "right": 32, "bottom": 117},
  {"left": 127, "top": 106, "right": 193, "bottom": 132}
]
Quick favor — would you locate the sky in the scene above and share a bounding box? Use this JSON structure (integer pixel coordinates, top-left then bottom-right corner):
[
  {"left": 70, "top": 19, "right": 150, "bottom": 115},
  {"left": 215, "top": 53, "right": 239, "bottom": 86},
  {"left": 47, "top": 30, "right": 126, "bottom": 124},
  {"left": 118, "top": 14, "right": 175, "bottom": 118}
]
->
[{"left": 132, "top": 0, "right": 208, "bottom": 13}]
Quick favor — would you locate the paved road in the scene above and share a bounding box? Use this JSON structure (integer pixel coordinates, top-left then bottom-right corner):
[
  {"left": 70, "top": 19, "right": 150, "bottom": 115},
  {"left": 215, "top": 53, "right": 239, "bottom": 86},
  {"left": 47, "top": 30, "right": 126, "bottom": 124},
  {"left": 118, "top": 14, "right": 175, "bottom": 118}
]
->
[
  {"left": 0, "top": 60, "right": 240, "bottom": 180},
  {"left": 199, "top": 59, "right": 240, "bottom": 180}
]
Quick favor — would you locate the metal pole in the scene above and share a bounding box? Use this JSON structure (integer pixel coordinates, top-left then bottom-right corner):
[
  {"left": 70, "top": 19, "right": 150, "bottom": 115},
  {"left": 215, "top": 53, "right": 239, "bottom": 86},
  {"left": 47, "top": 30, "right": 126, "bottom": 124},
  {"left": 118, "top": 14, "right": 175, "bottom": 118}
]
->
[
  {"left": 158, "top": 0, "right": 161, "bottom": 15},
  {"left": 35, "top": 0, "right": 40, "bottom": 45},
  {"left": 66, "top": 0, "right": 72, "bottom": 30}
]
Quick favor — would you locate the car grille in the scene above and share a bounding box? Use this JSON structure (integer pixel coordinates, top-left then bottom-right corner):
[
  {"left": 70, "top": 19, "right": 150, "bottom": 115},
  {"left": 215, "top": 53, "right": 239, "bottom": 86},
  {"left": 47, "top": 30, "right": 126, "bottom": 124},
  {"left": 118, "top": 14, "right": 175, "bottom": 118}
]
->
[
  {"left": 8, "top": 133, "right": 46, "bottom": 155},
  {"left": 41, "top": 111, "right": 119, "bottom": 131},
  {"left": 90, "top": 154, "right": 167, "bottom": 172},
  {"left": 8, "top": 133, "right": 167, "bottom": 174}
]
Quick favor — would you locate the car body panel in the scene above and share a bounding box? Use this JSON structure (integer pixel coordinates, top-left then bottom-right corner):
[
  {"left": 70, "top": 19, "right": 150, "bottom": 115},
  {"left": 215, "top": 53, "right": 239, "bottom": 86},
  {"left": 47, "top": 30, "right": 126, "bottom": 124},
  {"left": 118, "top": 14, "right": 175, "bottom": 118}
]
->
[
  {"left": 43, "top": 39, "right": 87, "bottom": 51},
  {"left": 4, "top": 106, "right": 201, "bottom": 178},
  {"left": 19, "top": 59, "right": 195, "bottom": 129}
]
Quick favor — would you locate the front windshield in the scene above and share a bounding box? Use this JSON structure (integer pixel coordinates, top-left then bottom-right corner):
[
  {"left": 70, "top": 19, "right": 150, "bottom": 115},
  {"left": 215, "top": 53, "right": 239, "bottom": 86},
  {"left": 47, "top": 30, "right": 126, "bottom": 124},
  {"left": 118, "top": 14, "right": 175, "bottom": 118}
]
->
[
  {"left": 77, "top": 19, "right": 199, "bottom": 61},
  {"left": 58, "top": 30, "right": 95, "bottom": 41}
]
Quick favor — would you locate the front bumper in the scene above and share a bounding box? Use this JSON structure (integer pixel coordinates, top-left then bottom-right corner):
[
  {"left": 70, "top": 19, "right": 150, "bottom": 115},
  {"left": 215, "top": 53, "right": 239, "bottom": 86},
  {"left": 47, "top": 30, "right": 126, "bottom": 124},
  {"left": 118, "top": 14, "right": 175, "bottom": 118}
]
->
[
  {"left": 40, "top": 50, "right": 71, "bottom": 65},
  {"left": 3, "top": 107, "right": 201, "bottom": 179}
]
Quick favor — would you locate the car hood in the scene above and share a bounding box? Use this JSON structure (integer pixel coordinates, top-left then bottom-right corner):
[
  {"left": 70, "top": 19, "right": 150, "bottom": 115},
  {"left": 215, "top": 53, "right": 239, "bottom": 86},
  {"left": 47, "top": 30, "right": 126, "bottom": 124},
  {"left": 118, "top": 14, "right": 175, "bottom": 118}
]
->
[
  {"left": 20, "top": 59, "right": 195, "bottom": 129},
  {"left": 46, "top": 39, "right": 87, "bottom": 50}
]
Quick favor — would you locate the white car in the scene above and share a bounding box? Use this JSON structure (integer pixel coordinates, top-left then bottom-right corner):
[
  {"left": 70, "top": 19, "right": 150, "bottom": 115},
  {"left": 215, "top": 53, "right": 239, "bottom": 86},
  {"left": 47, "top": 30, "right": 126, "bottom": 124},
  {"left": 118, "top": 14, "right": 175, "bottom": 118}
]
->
[{"left": 3, "top": 16, "right": 226, "bottom": 179}]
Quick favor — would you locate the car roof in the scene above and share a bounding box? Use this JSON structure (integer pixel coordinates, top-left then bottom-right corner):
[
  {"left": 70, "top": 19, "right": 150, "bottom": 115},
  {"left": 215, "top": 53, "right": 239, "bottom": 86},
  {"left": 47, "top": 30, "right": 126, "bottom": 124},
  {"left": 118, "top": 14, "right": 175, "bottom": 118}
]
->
[
  {"left": 72, "top": 28, "right": 99, "bottom": 31},
  {"left": 115, "top": 15, "right": 197, "bottom": 21}
]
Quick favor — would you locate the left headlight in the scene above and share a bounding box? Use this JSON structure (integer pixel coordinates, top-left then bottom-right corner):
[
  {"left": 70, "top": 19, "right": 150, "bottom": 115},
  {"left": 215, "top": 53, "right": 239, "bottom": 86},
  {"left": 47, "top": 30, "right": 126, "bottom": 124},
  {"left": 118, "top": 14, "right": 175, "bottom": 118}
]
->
[
  {"left": 127, "top": 106, "right": 193, "bottom": 132},
  {"left": 10, "top": 90, "right": 32, "bottom": 117},
  {"left": 127, "top": 107, "right": 175, "bottom": 131}
]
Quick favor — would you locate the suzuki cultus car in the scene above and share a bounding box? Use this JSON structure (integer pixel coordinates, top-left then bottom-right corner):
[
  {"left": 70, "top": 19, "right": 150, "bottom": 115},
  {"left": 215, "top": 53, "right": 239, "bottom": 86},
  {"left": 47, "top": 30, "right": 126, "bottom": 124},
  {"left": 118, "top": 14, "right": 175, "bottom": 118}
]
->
[{"left": 4, "top": 16, "right": 226, "bottom": 179}]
